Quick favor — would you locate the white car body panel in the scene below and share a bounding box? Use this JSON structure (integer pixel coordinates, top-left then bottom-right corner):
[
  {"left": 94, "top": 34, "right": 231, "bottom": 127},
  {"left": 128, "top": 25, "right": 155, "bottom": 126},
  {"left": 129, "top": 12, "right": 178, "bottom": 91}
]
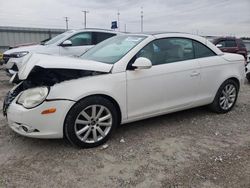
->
[
  {"left": 18, "top": 53, "right": 113, "bottom": 80},
  {"left": 5, "top": 33, "right": 246, "bottom": 139},
  {"left": 126, "top": 58, "right": 200, "bottom": 119},
  {"left": 47, "top": 72, "right": 128, "bottom": 121},
  {"left": 7, "top": 98, "right": 75, "bottom": 138}
]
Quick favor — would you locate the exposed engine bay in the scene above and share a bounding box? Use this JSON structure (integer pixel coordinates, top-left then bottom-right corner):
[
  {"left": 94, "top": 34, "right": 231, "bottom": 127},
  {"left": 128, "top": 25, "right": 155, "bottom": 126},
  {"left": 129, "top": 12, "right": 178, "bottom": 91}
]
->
[{"left": 3, "top": 66, "right": 107, "bottom": 116}]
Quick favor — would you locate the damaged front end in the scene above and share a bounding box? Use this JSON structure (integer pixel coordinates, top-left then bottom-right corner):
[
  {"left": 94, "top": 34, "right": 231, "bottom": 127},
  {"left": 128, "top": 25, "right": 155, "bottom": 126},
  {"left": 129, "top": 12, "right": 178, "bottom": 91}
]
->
[{"left": 3, "top": 65, "right": 108, "bottom": 116}]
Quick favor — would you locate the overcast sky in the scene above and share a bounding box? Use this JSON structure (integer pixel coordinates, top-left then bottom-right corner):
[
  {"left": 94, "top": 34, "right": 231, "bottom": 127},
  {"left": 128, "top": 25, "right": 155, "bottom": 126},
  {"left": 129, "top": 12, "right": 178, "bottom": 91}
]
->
[{"left": 0, "top": 0, "right": 249, "bottom": 37}]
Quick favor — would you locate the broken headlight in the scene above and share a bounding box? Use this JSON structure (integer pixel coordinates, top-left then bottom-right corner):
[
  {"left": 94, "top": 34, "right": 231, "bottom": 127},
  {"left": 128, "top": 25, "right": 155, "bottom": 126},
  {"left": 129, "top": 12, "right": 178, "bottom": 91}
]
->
[{"left": 17, "top": 87, "right": 49, "bottom": 108}]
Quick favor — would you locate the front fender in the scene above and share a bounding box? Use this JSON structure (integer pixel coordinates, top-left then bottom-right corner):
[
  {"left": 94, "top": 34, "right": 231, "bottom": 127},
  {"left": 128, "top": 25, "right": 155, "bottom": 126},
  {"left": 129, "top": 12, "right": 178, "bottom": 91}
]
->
[{"left": 47, "top": 72, "right": 128, "bottom": 121}]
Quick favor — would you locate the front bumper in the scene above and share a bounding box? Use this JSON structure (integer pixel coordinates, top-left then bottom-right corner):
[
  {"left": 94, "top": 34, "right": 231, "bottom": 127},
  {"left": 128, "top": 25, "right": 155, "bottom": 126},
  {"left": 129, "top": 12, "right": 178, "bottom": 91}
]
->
[
  {"left": 3, "top": 54, "right": 11, "bottom": 64},
  {"left": 6, "top": 98, "right": 75, "bottom": 139}
]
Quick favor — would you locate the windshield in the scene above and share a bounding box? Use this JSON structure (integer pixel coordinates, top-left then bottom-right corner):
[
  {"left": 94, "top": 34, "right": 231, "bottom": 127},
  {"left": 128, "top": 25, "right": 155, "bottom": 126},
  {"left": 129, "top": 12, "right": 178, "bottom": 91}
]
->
[
  {"left": 81, "top": 35, "right": 146, "bottom": 64},
  {"left": 44, "top": 31, "right": 74, "bottom": 45}
]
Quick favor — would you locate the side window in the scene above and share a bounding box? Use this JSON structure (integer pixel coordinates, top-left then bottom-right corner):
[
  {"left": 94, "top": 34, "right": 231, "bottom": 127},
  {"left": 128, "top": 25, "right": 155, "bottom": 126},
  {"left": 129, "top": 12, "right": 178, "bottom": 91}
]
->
[
  {"left": 225, "top": 40, "right": 237, "bottom": 47},
  {"left": 67, "top": 32, "right": 92, "bottom": 46},
  {"left": 136, "top": 38, "right": 194, "bottom": 65},
  {"left": 237, "top": 40, "right": 245, "bottom": 48},
  {"left": 93, "top": 32, "right": 116, "bottom": 44},
  {"left": 193, "top": 40, "right": 216, "bottom": 58},
  {"left": 217, "top": 40, "right": 226, "bottom": 47}
]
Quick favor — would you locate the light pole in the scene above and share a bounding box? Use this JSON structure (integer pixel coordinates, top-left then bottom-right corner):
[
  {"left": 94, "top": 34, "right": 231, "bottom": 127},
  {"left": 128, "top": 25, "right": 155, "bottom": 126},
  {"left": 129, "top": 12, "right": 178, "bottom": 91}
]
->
[
  {"left": 117, "top": 10, "right": 120, "bottom": 31},
  {"left": 140, "top": 7, "right": 143, "bottom": 33},
  {"left": 82, "top": 10, "right": 89, "bottom": 29},
  {"left": 64, "top": 17, "right": 69, "bottom": 30}
]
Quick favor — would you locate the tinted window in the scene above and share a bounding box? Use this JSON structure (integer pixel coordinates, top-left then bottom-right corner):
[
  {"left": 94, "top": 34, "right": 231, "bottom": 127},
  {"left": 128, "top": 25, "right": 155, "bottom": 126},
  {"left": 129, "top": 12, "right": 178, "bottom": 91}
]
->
[
  {"left": 193, "top": 40, "right": 216, "bottom": 58},
  {"left": 67, "top": 32, "right": 92, "bottom": 46},
  {"left": 237, "top": 39, "right": 246, "bottom": 48},
  {"left": 217, "top": 40, "right": 226, "bottom": 47},
  {"left": 45, "top": 31, "right": 74, "bottom": 45},
  {"left": 93, "top": 32, "right": 116, "bottom": 44},
  {"left": 225, "top": 40, "right": 237, "bottom": 47},
  {"left": 137, "top": 38, "right": 195, "bottom": 65}
]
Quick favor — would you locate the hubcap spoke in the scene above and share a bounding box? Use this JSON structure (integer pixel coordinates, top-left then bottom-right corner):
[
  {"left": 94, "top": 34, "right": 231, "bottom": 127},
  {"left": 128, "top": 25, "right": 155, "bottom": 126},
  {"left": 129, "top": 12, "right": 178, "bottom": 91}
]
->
[
  {"left": 96, "top": 106, "right": 104, "bottom": 119},
  {"left": 81, "top": 127, "right": 92, "bottom": 141},
  {"left": 98, "top": 122, "right": 112, "bottom": 127},
  {"left": 99, "top": 114, "right": 111, "bottom": 122},
  {"left": 229, "top": 87, "right": 235, "bottom": 95},
  {"left": 80, "top": 110, "right": 91, "bottom": 121},
  {"left": 92, "top": 129, "right": 98, "bottom": 142},
  {"left": 75, "top": 119, "right": 90, "bottom": 125},
  {"left": 76, "top": 125, "right": 89, "bottom": 135},
  {"left": 91, "top": 105, "right": 97, "bottom": 118},
  {"left": 223, "top": 99, "right": 227, "bottom": 109},
  {"left": 96, "top": 127, "right": 105, "bottom": 137},
  {"left": 222, "top": 90, "right": 227, "bottom": 96},
  {"left": 220, "top": 98, "right": 226, "bottom": 106}
]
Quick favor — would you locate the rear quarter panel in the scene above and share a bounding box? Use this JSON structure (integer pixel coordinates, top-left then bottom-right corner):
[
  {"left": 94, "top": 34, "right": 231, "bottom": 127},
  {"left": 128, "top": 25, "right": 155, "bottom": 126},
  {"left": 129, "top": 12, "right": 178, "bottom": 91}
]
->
[{"left": 196, "top": 54, "right": 245, "bottom": 105}]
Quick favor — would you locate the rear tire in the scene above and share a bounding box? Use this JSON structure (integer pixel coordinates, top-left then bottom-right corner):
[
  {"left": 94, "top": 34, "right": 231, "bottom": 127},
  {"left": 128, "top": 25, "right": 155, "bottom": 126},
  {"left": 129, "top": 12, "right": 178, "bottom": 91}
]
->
[
  {"left": 209, "top": 79, "right": 239, "bottom": 113},
  {"left": 64, "top": 96, "right": 118, "bottom": 148}
]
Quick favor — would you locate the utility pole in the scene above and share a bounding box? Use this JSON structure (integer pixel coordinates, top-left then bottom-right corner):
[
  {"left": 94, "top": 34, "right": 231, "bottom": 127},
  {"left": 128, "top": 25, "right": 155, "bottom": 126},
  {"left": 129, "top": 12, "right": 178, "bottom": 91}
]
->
[
  {"left": 117, "top": 10, "right": 120, "bottom": 31},
  {"left": 64, "top": 17, "right": 69, "bottom": 30},
  {"left": 140, "top": 7, "right": 143, "bottom": 33},
  {"left": 124, "top": 24, "right": 127, "bottom": 32},
  {"left": 82, "top": 10, "right": 89, "bottom": 29}
]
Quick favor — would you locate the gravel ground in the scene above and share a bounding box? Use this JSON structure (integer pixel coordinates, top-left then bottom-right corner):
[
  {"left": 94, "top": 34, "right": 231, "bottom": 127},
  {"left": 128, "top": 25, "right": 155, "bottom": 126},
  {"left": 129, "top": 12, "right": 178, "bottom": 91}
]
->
[{"left": 0, "top": 66, "right": 250, "bottom": 188}]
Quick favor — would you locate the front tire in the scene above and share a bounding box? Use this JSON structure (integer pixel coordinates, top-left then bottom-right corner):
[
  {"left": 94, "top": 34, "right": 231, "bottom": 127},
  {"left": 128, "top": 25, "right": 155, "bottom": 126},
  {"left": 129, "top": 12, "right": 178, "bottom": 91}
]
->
[
  {"left": 64, "top": 96, "right": 118, "bottom": 148},
  {"left": 209, "top": 79, "right": 239, "bottom": 113},
  {"left": 246, "top": 72, "right": 250, "bottom": 82}
]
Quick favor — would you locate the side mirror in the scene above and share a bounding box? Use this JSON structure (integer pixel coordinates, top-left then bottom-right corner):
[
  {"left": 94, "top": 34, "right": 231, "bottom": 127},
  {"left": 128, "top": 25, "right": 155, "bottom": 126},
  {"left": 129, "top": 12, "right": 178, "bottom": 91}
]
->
[
  {"left": 216, "top": 44, "right": 223, "bottom": 48},
  {"left": 61, "top": 40, "right": 72, "bottom": 47},
  {"left": 132, "top": 57, "right": 152, "bottom": 70}
]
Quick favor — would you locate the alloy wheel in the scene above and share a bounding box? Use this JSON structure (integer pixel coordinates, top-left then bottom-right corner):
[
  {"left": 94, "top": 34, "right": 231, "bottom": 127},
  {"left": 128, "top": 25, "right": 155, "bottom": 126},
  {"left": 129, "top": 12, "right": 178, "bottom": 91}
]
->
[
  {"left": 74, "top": 105, "right": 113, "bottom": 143},
  {"left": 219, "top": 83, "right": 237, "bottom": 110}
]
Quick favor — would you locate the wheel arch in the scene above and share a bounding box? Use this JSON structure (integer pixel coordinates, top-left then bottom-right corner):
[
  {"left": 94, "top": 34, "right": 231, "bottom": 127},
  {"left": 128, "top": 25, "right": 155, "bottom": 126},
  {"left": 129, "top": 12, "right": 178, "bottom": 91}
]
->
[
  {"left": 213, "top": 76, "right": 240, "bottom": 101},
  {"left": 228, "top": 77, "right": 240, "bottom": 90},
  {"left": 63, "top": 94, "right": 122, "bottom": 138}
]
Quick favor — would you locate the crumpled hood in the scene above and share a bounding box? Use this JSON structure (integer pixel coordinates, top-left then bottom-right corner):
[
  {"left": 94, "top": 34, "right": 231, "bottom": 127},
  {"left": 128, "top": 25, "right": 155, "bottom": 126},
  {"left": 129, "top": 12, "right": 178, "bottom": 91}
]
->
[
  {"left": 3, "top": 45, "right": 47, "bottom": 55},
  {"left": 18, "top": 53, "right": 113, "bottom": 80}
]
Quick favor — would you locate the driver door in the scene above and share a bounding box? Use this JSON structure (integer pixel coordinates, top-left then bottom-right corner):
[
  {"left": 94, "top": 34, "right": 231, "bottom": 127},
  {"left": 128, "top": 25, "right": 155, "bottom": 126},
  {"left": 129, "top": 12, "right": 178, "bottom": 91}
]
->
[{"left": 126, "top": 38, "right": 200, "bottom": 120}]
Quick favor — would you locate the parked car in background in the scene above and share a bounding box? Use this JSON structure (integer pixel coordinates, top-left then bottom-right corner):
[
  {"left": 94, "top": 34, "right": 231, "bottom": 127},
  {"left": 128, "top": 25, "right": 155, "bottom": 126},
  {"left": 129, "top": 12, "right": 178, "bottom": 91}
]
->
[
  {"left": 212, "top": 37, "right": 248, "bottom": 64},
  {"left": 243, "top": 40, "right": 250, "bottom": 64},
  {"left": 246, "top": 63, "right": 250, "bottom": 82},
  {"left": 3, "top": 33, "right": 245, "bottom": 148},
  {"left": 3, "top": 29, "right": 121, "bottom": 75}
]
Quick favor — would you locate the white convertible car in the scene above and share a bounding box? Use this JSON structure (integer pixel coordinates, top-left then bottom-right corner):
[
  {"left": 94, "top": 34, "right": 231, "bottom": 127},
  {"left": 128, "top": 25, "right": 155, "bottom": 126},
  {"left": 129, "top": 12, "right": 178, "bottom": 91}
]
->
[{"left": 3, "top": 32, "right": 245, "bottom": 148}]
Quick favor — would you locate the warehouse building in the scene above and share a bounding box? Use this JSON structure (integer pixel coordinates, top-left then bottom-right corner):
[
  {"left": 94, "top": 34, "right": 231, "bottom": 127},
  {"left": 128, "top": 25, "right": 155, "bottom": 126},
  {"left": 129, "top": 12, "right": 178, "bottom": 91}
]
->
[{"left": 0, "top": 26, "right": 65, "bottom": 53}]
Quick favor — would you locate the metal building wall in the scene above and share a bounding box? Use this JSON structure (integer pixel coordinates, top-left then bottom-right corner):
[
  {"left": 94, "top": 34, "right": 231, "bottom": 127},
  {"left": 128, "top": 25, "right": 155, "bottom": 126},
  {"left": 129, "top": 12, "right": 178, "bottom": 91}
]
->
[{"left": 0, "top": 26, "right": 65, "bottom": 53}]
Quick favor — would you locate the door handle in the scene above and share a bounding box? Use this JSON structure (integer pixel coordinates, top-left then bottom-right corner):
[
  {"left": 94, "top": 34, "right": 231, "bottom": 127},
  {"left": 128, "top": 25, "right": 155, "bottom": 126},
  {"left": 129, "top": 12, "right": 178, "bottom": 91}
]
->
[{"left": 190, "top": 71, "right": 200, "bottom": 77}]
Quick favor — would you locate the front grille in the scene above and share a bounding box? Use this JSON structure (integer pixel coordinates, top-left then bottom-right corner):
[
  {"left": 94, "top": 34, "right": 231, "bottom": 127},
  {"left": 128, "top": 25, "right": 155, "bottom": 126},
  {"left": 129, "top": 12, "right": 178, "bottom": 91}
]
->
[
  {"left": 11, "top": 64, "right": 18, "bottom": 71},
  {"left": 3, "top": 54, "right": 10, "bottom": 64},
  {"left": 3, "top": 83, "right": 24, "bottom": 116}
]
